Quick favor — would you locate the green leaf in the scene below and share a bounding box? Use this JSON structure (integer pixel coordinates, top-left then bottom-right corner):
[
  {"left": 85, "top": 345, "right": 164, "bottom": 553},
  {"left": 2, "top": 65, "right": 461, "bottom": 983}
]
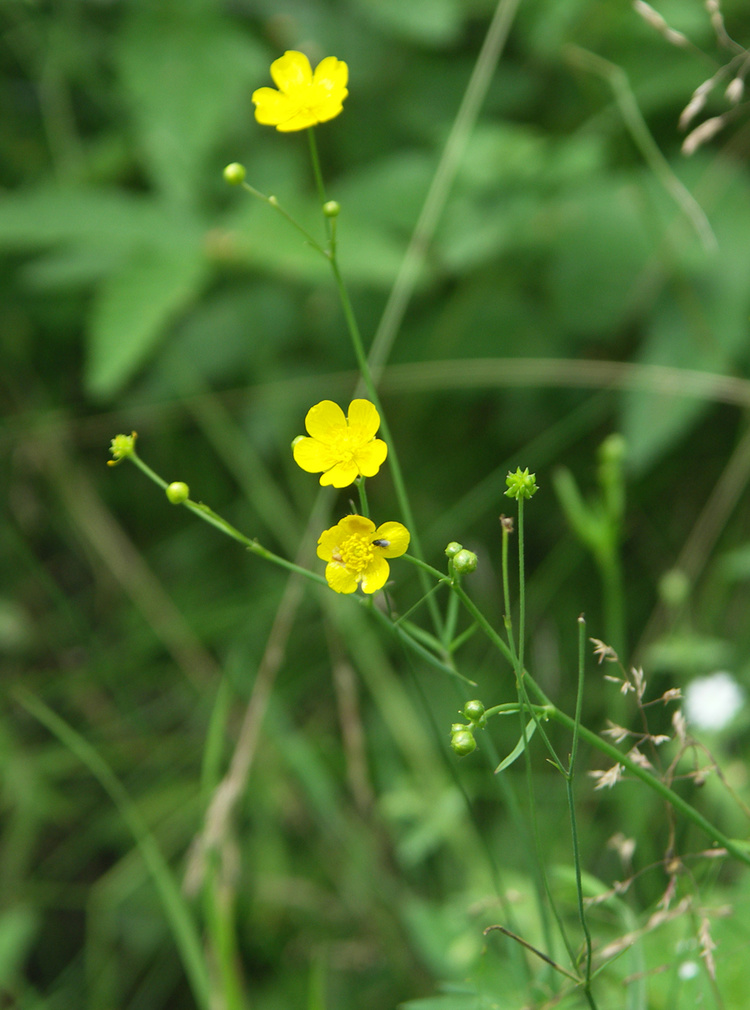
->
[
  {"left": 0, "top": 905, "right": 38, "bottom": 986},
  {"left": 85, "top": 243, "right": 207, "bottom": 399},
  {"left": 117, "top": 3, "right": 266, "bottom": 204},
  {"left": 351, "top": 0, "right": 463, "bottom": 45},
  {"left": 495, "top": 719, "right": 537, "bottom": 773},
  {"left": 547, "top": 177, "right": 653, "bottom": 339},
  {"left": 0, "top": 187, "right": 167, "bottom": 254}
]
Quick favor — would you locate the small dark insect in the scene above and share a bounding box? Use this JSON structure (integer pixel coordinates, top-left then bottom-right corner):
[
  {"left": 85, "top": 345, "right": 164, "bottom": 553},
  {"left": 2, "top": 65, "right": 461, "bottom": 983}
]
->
[{"left": 372, "top": 539, "right": 390, "bottom": 548}]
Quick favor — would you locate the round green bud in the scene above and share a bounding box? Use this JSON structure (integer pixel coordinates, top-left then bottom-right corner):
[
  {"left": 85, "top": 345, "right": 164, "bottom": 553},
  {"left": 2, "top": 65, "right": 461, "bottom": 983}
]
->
[
  {"left": 463, "top": 700, "right": 485, "bottom": 723},
  {"left": 223, "top": 162, "right": 246, "bottom": 185},
  {"left": 323, "top": 200, "right": 340, "bottom": 218},
  {"left": 166, "top": 481, "right": 190, "bottom": 505},
  {"left": 452, "top": 549, "right": 478, "bottom": 574},
  {"left": 451, "top": 730, "right": 476, "bottom": 756},
  {"left": 445, "top": 541, "right": 463, "bottom": 558},
  {"left": 598, "top": 433, "right": 626, "bottom": 465},
  {"left": 450, "top": 722, "right": 467, "bottom": 735},
  {"left": 659, "top": 568, "right": 690, "bottom": 608}
]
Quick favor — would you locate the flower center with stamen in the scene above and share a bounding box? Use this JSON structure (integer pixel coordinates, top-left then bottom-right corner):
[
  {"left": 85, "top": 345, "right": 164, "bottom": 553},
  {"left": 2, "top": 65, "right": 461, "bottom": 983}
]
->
[{"left": 338, "top": 534, "right": 374, "bottom": 573}]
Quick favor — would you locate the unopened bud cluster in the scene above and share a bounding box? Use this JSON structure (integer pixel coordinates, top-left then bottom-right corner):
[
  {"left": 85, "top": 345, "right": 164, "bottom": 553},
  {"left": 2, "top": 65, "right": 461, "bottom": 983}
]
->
[
  {"left": 450, "top": 700, "right": 486, "bottom": 756},
  {"left": 445, "top": 541, "right": 478, "bottom": 575},
  {"left": 108, "top": 432, "right": 137, "bottom": 466}
]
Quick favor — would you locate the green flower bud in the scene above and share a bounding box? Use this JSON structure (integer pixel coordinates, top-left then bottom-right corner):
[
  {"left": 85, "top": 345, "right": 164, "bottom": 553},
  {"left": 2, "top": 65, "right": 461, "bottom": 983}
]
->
[
  {"left": 166, "top": 481, "right": 190, "bottom": 505},
  {"left": 450, "top": 722, "right": 467, "bottom": 735},
  {"left": 445, "top": 541, "right": 463, "bottom": 558},
  {"left": 107, "top": 431, "right": 137, "bottom": 466},
  {"left": 505, "top": 467, "right": 539, "bottom": 500},
  {"left": 598, "top": 433, "right": 626, "bottom": 465},
  {"left": 463, "top": 700, "right": 485, "bottom": 723},
  {"left": 659, "top": 568, "right": 690, "bottom": 608},
  {"left": 323, "top": 200, "right": 340, "bottom": 218},
  {"left": 451, "top": 730, "right": 476, "bottom": 756},
  {"left": 223, "top": 162, "right": 246, "bottom": 185},
  {"left": 452, "top": 549, "right": 477, "bottom": 574}
]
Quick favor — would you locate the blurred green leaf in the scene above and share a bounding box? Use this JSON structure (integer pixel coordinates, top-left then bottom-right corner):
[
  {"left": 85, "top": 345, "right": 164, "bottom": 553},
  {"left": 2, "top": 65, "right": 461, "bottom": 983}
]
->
[
  {"left": 547, "top": 176, "right": 654, "bottom": 339},
  {"left": 116, "top": 2, "right": 266, "bottom": 204},
  {"left": 0, "top": 904, "right": 38, "bottom": 987},
  {"left": 86, "top": 243, "right": 208, "bottom": 399},
  {"left": 352, "top": 0, "right": 464, "bottom": 46}
]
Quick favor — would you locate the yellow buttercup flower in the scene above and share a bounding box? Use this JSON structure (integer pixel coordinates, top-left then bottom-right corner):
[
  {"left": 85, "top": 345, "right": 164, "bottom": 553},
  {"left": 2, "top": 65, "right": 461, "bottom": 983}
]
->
[
  {"left": 293, "top": 399, "right": 387, "bottom": 488},
  {"left": 252, "top": 50, "right": 348, "bottom": 132},
  {"left": 317, "top": 515, "right": 410, "bottom": 594}
]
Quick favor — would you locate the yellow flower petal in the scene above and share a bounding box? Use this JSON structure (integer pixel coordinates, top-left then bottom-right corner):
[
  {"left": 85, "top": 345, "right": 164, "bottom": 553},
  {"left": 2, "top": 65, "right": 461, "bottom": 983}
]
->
[
  {"left": 373, "top": 522, "right": 410, "bottom": 558},
  {"left": 271, "top": 50, "right": 313, "bottom": 90},
  {"left": 360, "top": 556, "right": 390, "bottom": 594},
  {"left": 325, "top": 561, "right": 359, "bottom": 594},
  {"left": 304, "top": 400, "right": 347, "bottom": 443},
  {"left": 293, "top": 436, "right": 340, "bottom": 474},
  {"left": 346, "top": 399, "right": 381, "bottom": 440},
  {"left": 313, "top": 56, "right": 348, "bottom": 92},
  {"left": 276, "top": 110, "right": 323, "bottom": 132},
  {"left": 320, "top": 459, "right": 360, "bottom": 488},
  {"left": 339, "top": 515, "right": 375, "bottom": 537},
  {"left": 251, "top": 87, "right": 298, "bottom": 126},
  {"left": 354, "top": 440, "right": 388, "bottom": 478}
]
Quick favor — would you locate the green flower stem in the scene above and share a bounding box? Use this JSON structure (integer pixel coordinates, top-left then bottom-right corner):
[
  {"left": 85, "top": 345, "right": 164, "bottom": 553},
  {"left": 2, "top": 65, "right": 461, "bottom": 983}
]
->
[
  {"left": 327, "top": 243, "right": 444, "bottom": 639},
  {"left": 501, "top": 520, "right": 513, "bottom": 641},
  {"left": 125, "top": 455, "right": 463, "bottom": 685},
  {"left": 14, "top": 688, "right": 213, "bottom": 1010},
  {"left": 239, "top": 180, "right": 327, "bottom": 256},
  {"left": 234, "top": 137, "right": 444, "bottom": 637},
  {"left": 567, "top": 616, "right": 594, "bottom": 997},
  {"left": 481, "top": 699, "right": 750, "bottom": 868},
  {"left": 302, "top": 129, "right": 444, "bottom": 638},
  {"left": 443, "top": 576, "right": 461, "bottom": 652},
  {"left": 444, "top": 579, "right": 750, "bottom": 869},
  {"left": 202, "top": 856, "right": 247, "bottom": 1010},
  {"left": 517, "top": 496, "right": 527, "bottom": 676},
  {"left": 356, "top": 476, "right": 369, "bottom": 518},
  {"left": 502, "top": 498, "right": 572, "bottom": 971},
  {"left": 128, "top": 450, "right": 328, "bottom": 588},
  {"left": 307, "top": 128, "right": 333, "bottom": 248}
]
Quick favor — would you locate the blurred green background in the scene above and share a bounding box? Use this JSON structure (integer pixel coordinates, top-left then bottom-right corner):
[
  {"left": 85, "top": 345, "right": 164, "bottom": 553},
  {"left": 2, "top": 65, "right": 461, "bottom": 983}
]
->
[{"left": 3, "top": 0, "right": 750, "bottom": 1007}]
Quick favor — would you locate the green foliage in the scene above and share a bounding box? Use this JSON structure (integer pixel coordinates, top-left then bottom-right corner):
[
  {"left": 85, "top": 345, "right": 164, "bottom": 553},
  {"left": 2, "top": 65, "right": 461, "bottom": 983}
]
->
[{"left": 4, "top": 0, "right": 750, "bottom": 1008}]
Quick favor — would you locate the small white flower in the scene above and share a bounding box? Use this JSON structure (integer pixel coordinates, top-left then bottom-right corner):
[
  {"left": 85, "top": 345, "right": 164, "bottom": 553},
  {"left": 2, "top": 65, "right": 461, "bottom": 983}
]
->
[
  {"left": 684, "top": 672, "right": 744, "bottom": 731},
  {"left": 678, "top": 960, "right": 699, "bottom": 981}
]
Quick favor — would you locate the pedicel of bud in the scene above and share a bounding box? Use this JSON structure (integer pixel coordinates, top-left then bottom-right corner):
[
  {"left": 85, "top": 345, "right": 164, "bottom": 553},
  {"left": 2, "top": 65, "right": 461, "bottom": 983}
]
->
[
  {"left": 223, "top": 162, "right": 246, "bottom": 185},
  {"left": 463, "top": 700, "right": 485, "bottom": 724},
  {"left": 108, "top": 432, "right": 137, "bottom": 466},
  {"left": 166, "top": 481, "right": 190, "bottom": 505},
  {"left": 445, "top": 541, "right": 463, "bottom": 558},
  {"left": 450, "top": 729, "right": 476, "bottom": 756},
  {"left": 505, "top": 467, "right": 538, "bottom": 500},
  {"left": 452, "top": 549, "right": 477, "bottom": 575},
  {"left": 323, "top": 200, "right": 340, "bottom": 218}
]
